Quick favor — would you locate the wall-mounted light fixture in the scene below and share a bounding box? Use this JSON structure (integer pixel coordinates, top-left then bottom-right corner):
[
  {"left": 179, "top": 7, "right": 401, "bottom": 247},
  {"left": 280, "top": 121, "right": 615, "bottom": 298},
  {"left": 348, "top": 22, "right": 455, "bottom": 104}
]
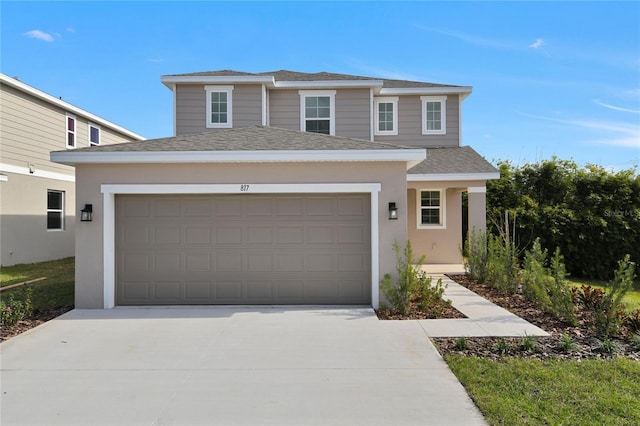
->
[
  {"left": 80, "top": 204, "right": 93, "bottom": 222},
  {"left": 388, "top": 202, "right": 398, "bottom": 220}
]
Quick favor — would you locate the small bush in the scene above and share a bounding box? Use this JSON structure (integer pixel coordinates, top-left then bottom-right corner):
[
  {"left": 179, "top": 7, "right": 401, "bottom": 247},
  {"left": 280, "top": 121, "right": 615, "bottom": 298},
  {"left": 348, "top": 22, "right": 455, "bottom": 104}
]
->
[
  {"left": 522, "top": 240, "right": 576, "bottom": 325},
  {"left": 598, "top": 338, "right": 620, "bottom": 354},
  {"left": 495, "top": 338, "right": 511, "bottom": 354},
  {"left": 454, "top": 337, "right": 469, "bottom": 351},
  {"left": 557, "top": 334, "right": 575, "bottom": 352},
  {"left": 632, "top": 332, "right": 640, "bottom": 350},
  {"left": 593, "top": 255, "right": 636, "bottom": 338},
  {"left": 624, "top": 309, "right": 640, "bottom": 334},
  {"left": 0, "top": 287, "right": 33, "bottom": 326},
  {"left": 486, "top": 233, "right": 519, "bottom": 293},
  {"left": 464, "top": 227, "right": 488, "bottom": 282},
  {"left": 380, "top": 241, "right": 451, "bottom": 317},
  {"left": 520, "top": 334, "right": 537, "bottom": 351}
]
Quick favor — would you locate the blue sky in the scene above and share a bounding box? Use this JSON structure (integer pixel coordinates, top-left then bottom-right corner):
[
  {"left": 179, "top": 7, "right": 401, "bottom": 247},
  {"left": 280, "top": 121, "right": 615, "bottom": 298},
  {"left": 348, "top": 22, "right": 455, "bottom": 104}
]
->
[{"left": 2, "top": 1, "right": 639, "bottom": 170}]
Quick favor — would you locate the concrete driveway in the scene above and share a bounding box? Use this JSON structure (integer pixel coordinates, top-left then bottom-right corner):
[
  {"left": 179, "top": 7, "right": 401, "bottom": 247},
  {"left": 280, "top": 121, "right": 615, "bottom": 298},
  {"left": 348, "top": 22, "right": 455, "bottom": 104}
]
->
[{"left": 1, "top": 307, "right": 485, "bottom": 425}]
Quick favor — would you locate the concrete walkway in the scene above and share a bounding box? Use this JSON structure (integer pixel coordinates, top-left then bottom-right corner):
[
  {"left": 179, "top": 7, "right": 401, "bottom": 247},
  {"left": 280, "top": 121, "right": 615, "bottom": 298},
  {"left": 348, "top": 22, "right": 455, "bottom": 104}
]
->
[
  {"left": 1, "top": 307, "right": 486, "bottom": 426},
  {"left": 420, "top": 274, "right": 550, "bottom": 338}
]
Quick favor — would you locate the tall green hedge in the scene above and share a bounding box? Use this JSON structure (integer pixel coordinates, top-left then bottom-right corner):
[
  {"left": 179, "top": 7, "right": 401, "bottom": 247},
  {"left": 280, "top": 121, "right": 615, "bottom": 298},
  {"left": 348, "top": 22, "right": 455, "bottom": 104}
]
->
[{"left": 486, "top": 158, "right": 640, "bottom": 279}]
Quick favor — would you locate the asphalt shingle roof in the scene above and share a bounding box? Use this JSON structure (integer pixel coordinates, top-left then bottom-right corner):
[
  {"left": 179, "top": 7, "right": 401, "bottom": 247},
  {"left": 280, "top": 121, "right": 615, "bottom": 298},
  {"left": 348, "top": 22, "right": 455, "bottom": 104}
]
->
[
  {"left": 58, "top": 126, "right": 415, "bottom": 153},
  {"left": 409, "top": 146, "right": 498, "bottom": 175},
  {"left": 166, "top": 69, "right": 457, "bottom": 89}
]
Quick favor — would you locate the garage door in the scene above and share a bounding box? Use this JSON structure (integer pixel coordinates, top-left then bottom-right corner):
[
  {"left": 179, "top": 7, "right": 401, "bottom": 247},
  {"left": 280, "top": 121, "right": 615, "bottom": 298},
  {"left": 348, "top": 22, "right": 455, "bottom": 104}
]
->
[{"left": 116, "top": 194, "right": 371, "bottom": 305}]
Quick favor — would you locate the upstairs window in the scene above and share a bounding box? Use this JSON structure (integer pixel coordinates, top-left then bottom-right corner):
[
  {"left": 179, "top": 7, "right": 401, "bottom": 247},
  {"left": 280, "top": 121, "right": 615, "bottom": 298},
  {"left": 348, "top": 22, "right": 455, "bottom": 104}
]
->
[
  {"left": 89, "top": 124, "right": 101, "bottom": 146},
  {"left": 66, "top": 114, "right": 76, "bottom": 148},
  {"left": 299, "top": 90, "right": 335, "bottom": 135},
  {"left": 374, "top": 97, "right": 398, "bottom": 136},
  {"left": 421, "top": 96, "right": 447, "bottom": 135},
  {"left": 205, "top": 85, "right": 233, "bottom": 128},
  {"left": 418, "top": 189, "right": 446, "bottom": 228},
  {"left": 47, "top": 190, "right": 64, "bottom": 230}
]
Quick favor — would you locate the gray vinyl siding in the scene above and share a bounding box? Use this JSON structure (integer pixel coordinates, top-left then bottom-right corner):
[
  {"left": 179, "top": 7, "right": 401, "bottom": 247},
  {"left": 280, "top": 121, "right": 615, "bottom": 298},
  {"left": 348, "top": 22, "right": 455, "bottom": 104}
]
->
[
  {"left": 335, "top": 89, "right": 370, "bottom": 140},
  {"left": 0, "top": 83, "right": 134, "bottom": 176},
  {"left": 175, "top": 84, "right": 262, "bottom": 135},
  {"left": 268, "top": 89, "right": 299, "bottom": 131},
  {"left": 234, "top": 84, "right": 262, "bottom": 127},
  {"left": 175, "top": 84, "right": 206, "bottom": 135},
  {"left": 375, "top": 94, "right": 460, "bottom": 147}
]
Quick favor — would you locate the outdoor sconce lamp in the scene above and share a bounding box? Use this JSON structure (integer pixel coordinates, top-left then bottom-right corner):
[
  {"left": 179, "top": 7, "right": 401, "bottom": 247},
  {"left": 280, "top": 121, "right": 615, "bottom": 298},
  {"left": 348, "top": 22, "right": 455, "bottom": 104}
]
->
[
  {"left": 388, "top": 202, "right": 398, "bottom": 220},
  {"left": 80, "top": 204, "right": 93, "bottom": 222}
]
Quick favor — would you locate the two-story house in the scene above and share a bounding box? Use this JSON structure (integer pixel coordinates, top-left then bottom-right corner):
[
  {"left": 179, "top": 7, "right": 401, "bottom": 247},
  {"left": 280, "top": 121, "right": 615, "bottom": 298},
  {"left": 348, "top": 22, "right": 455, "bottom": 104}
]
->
[
  {"left": 0, "top": 73, "right": 145, "bottom": 266},
  {"left": 51, "top": 70, "right": 498, "bottom": 309}
]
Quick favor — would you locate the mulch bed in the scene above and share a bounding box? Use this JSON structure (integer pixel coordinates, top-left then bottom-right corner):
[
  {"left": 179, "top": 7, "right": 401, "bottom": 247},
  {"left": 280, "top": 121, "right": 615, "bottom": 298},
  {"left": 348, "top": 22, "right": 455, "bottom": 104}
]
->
[
  {"left": 432, "top": 274, "right": 640, "bottom": 361},
  {"left": 0, "top": 307, "right": 73, "bottom": 342},
  {"left": 376, "top": 302, "right": 466, "bottom": 320}
]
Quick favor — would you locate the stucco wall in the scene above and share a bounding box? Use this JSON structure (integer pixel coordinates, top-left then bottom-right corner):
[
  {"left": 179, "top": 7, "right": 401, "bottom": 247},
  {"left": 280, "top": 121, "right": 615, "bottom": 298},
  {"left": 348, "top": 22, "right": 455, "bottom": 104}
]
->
[{"left": 74, "top": 161, "right": 409, "bottom": 308}]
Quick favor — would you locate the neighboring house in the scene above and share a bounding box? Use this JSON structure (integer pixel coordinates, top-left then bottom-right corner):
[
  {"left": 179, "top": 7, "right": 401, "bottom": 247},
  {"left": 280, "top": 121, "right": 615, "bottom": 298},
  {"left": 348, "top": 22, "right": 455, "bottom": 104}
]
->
[
  {"left": 51, "top": 70, "right": 498, "bottom": 309},
  {"left": 0, "top": 73, "right": 145, "bottom": 266}
]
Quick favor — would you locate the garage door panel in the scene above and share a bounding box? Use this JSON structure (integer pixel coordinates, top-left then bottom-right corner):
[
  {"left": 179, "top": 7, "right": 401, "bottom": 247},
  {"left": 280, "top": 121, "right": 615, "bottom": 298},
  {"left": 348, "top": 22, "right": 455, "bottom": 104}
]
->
[
  {"left": 116, "top": 194, "right": 370, "bottom": 305},
  {"left": 246, "top": 226, "right": 273, "bottom": 244},
  {"left": 185, "top": 225, "right": 213, "bottom": 245},
  {"left": 215, "top": 281, "right": 243, "bottom": 301},
  {"left": 185, "top": 281, "right": 212, "bottom": 301},
  {"left": 247, "top": 254, "right": 273, "bottom": 272}
]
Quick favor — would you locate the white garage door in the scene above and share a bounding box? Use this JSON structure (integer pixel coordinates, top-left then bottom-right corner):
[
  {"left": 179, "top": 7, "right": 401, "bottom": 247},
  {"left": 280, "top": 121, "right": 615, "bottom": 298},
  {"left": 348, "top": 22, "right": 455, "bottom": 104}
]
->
[{"left": 116, "top": 194, "right": 371, "bottom": 305}]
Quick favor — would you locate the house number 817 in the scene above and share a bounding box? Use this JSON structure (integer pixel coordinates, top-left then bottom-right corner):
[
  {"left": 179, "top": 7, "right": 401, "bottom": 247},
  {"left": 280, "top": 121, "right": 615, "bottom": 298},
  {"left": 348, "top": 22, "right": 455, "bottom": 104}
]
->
[{"left": 240, "top": 184, "right": 250, "bottom": 192}]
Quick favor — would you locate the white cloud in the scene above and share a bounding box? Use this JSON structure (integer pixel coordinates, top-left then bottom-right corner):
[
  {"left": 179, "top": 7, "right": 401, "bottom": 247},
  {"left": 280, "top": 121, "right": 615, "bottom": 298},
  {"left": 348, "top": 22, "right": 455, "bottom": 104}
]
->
[
  {"left": 593, "top": 99, "right": 640, "bottom": 114},
  {"left": 24, "top": 30, "right": 54, "bottom": 42},
  {"left": 66, "top": 27, "right": 75, "bottom": 33},
  {"left": 412, "top": 25, "right": 511, "bottom": 49},
  {"left": 517, "top": 111, "right": 640, "bottom": 148},
  {"left": 529, "top": 38, "right": 544, "bottom": 49}
]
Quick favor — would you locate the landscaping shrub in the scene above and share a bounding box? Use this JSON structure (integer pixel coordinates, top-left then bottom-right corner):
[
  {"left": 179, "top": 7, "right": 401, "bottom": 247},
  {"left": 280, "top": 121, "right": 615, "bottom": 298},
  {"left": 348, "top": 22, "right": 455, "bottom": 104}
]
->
[
  {"left": 624, "top": 309, "right": 640, "bottom": 334},
  {"left": 463, "top": 227, "right": 488, "bottom": 282},
  {"left": 0, "top": 287, "right": 33, "bottom": 326},
  {"left": 486, "top": 232, "right": 519, "bottom": 293},
  {"left": 380, "top": 240, "right": 451, "bottom": 316},
  {"left": 576, "top": 255, "right": 636, "bottom": 338}
]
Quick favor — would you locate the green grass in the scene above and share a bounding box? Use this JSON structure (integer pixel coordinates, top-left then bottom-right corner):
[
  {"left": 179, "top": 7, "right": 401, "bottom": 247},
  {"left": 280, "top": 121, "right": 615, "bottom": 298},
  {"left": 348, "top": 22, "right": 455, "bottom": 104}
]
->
[
  {"left": 446, "top": 355, "right": 640, "bottom": 426},
  {"left": 0, "top": 257, "right": 74, "bottom": 311},
  {"left": 568, "top": 277, "right": 640, "bottom": 311}
]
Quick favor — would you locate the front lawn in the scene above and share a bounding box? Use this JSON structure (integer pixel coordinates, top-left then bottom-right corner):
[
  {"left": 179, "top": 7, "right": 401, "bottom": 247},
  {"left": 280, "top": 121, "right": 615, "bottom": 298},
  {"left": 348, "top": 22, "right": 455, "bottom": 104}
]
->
[
  {"left": 446, "top": 355, "right": 640, "bottom": 426},
  {"left": 1, "top": 257, "right": 75, "bottom": 341}
]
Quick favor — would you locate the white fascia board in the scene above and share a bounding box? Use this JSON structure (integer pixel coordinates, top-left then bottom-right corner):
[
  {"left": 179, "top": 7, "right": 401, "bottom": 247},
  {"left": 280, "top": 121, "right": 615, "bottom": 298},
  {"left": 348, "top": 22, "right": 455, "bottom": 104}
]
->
[
  {"left": 160, "top": 75, "right": 276, "bottom": 88},
  {"left": 51, "top": 149, "right": 427, "bottom": 165},
  {"left": 378, "top": 86, "right": 473, "bottom": 97},
  {"left": 275, "top": 80, "right": 384, "bottom": 89},
  {"left": 1, "top": 162, "right": 75, "bottom": 182},
  {"left": 407, "top": 172, "right": 500, "bottom": 182},
  {"left": 0, "top": 73, "right": 146, "bottom": 141}
]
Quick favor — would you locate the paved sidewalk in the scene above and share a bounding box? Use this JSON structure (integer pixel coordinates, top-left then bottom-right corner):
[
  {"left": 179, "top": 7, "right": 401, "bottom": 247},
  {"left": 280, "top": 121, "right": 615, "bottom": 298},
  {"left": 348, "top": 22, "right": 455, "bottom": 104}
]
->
[{"left": 420, "top": 274, "right": 550, "bottom": 338}]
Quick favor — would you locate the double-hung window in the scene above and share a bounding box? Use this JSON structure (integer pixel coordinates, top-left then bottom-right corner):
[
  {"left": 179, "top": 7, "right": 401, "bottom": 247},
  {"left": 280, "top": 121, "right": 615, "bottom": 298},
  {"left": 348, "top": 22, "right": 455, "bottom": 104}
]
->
[
  {"left": 66, "top": 114, "right": 76, "bottom": 148},
  {"left": 47, "top": 190, "right": 64, "bottom": 231},
  {"left": 420, "top": 96, "right": 447, "bottom": 135},
  {"left": 374, "top": 97, "right": 398, "bottom": 136},
  {"left": 299, "top": 90, "right": 335, "bottom": 135},
  {"left": 205, "top": 85, "right": 233, "bottom": 128},
  {"left": 88, "top": 124, "right": 101, "bottom": 146},
  {"left": 418, "top": 189, "right": 446, "bottom": 228}
]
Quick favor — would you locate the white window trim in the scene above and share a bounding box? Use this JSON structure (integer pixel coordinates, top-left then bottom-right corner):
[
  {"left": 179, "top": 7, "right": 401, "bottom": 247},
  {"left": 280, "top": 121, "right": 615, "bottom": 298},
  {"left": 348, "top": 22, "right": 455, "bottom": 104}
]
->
[
  {"left": 205, "top": 85, "right": 234, "bottom": 128},
  {"left": 66, "top": 114, "right": 76, "bottom": 149},
  {"left": 420, "top": 95, "right": 447, "bottom": 135},
  {"left": 299, "top": 90, "right": 336, "bottom": 135},
  {"left": 100, "top": 183, "right": 381, "bottom": 310},
  {"left": 374, "top": 96, "right": 399, "bottom": 136},
  {"left": 88, "top": 123, "right": 101, "bottom": 146},
  {"left": 417, "top": 189, "right": 446, "bottom": 229},
  {"left": 47, "top": 190, "right": 65, "bottom": 231}
]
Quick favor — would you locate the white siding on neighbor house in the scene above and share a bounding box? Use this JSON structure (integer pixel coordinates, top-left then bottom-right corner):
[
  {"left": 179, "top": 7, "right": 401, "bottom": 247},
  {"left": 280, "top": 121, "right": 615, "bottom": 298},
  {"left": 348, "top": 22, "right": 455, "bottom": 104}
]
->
[
  {"left": 335, "top": 89, "right": 370, "bottom": 140},
  {"left": 375, "top": 94, "right": 460, "bottom": 147},
  {"left": 175, "top": 84, "right": 263, "bottom": 135}
]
